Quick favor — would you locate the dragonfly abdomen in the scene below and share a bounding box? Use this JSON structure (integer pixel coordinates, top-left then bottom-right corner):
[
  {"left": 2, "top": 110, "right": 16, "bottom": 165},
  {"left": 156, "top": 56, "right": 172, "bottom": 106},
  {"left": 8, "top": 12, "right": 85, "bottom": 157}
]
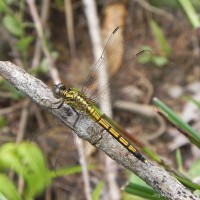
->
[{"left": 86, "top": 106, "right": 147, "bottom": 163}]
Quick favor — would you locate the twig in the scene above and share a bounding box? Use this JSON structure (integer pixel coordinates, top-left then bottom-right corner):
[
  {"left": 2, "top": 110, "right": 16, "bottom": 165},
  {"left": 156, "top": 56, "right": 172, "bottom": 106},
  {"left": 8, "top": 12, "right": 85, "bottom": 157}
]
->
[
  {"left": 40, "top": 0, "right": 50, "bottom": 25},
  {"left": 31, "top": 0, "right": 50, "bottom": 69},
  {"left": 16, "top": 100, "right": 30, "bottom": 143},
  {"left": 64, "top": 0, "right": 76, "bottom": 58},
  {"left": 134, "top": 0, "right": 174, "bottom": 20},
  {"left": 82, "top": 0, "right": 120, "bottom": 199},
  {"left": 0, "top": 62, "right": 199, "bottom": 200},
  {"left": 26, "top": 0, "right": 60, "bottom": 83},
  {"left": 0, "top": 100, "right": 29, "bottom": 115},
  {"left": 75, "top": 134, "right": 91, "bottom": 200}
]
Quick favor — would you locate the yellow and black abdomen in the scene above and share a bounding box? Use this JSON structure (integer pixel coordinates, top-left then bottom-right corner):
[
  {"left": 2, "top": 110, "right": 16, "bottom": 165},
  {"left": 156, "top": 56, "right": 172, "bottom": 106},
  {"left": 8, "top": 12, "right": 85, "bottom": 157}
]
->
[{"left": 86, "top": 105, "right": 147, "bottom": 163}]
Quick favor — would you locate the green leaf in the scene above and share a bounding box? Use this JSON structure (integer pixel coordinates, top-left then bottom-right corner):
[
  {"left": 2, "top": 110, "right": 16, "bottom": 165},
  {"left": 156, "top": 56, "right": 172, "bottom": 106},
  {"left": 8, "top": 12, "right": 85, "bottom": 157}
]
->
[
  {"left": 138, "top": 53, "right": 152, "bottom": 64},
  {"left": 49, "top": 165, "right": 85, "bottom": 178},
  {"left": 5, "top": 0, "right": 16, "bottom": 4},
  {"left": 2, "top": 15, "right": 23, "bottom": 36},
  {"left": 92, "top": 181, "right": 104, "bottom": 200},
  {"left": 0, "top": 143, "right": 51, "bottom": 199},
  {"left": 188, "top": 159, "right": 200, "bottom": 178},
  {"left": 0, "top": 174, "right": 22, "bottom": 200},
  {"left": 150, "top": 20, "right": 171, "bottom": 57},
  {"left": 0, "top": 1, "right": 6, "bottom": 13},
  {"left": 137, "top": 46, "right": 153, "bottom": 64},
  {"left": 0, "top": 143, "right": 22, "bottom": 172},
  {"left": 16, "top": 36, "right": 33, "bottom": 52},
  {"left": 17, "top": 143, "right": 51, "bottom": 198},
  {"left": 0, "top": 193, "right": 8, "bottom": 200},
  {"left": 152, "top": 56, "right": 168, "bottom": 67}
]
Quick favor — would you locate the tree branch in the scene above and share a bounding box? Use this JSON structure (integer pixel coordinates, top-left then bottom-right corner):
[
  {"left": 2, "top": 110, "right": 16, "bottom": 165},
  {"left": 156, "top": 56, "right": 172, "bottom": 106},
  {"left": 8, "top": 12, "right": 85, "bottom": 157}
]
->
[{"left": 0, "top": 61, "right": 198, "bottom": 200}]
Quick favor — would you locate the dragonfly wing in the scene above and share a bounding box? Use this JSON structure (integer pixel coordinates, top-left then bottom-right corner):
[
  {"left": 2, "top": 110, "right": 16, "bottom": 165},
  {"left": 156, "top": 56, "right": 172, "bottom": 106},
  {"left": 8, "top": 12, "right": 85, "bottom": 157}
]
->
[
  {"left": 81, "top": 26, "right": 124, "bottom": 97},
  {"left": 81, "top": 26, "right": 152, "bottom": 106},
  {"left": 30, "top": 119, "right": 71, "bottom": 170},
  {"left": 88, "top": 50, "right": 152, "bottom": 105},
  {"left": 29, "top": 118, "right": 97, "bottom": 178}
]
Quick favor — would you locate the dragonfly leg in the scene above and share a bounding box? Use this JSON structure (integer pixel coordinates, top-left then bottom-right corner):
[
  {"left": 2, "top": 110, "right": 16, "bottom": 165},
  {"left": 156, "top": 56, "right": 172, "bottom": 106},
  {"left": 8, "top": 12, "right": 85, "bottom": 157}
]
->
[
  {"left": 51, "top": 100, "right": 64, "bottom": 109},
  {"left": 72, "top": 108, "right": 80, "bottom": 130}
]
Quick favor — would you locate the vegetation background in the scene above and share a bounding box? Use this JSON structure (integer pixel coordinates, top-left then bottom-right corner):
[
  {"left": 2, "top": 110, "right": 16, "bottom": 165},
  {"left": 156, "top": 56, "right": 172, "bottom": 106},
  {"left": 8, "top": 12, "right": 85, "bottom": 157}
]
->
[{"left": 0, "top": 0, "right": 200, "bottom": 200}]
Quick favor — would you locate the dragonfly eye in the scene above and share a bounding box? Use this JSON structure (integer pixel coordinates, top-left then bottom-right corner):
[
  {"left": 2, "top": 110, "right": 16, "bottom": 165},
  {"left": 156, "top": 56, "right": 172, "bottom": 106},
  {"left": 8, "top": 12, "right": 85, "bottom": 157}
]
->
[{"left": 53, "top": 83, "right": 66, "bottom": 99}]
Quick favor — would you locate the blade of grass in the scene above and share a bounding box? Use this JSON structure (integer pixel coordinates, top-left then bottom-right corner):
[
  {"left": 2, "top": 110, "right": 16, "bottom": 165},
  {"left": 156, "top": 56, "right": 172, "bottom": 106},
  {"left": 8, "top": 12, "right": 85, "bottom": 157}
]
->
[
  {"left": 0, "top": 174, "right": 22, "bottom": 200},
  {"left": 49, "top": 164, "right": 93, "bottom": 178},
  {"left": 91, "top": 181, "right": 104, "bottom": 200},
  {"left": 176, "top": 149, "right": 183, "bottom": 173},
  {"left": 153, "top": 97, "right": 200, "bottom": 147},
  {"left": 178, "top": 0, "right": 200, "bottom": 28},
  {"left": 150, "top": 20, "right": 171, "bottom": 57},
  {"left": 184, "top": 96, "right": 200, "bottom": 109},
  {"left": 175, "top": 175, "right": 200, "bottom": 190},
  {"left": 124, "top": 173, "right": 167, "bottom": 200},
  {"left": 124, "top": 183, "right": 167, "bottom": 200}
]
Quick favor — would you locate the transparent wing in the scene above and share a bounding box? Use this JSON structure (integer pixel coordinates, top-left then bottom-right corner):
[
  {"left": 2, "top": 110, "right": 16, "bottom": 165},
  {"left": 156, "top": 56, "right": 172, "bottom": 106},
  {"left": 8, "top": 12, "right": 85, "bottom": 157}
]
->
[
  {"left": 81, "top": 26, "right": 152, "bottom": 106},
  {"left": 29, "top": 119, "right": 94, "bottom": 176},
  {"left": 29, "top": 117, "right": 128, "bottom": 198},
  {"left": 81, "top": 26, "right": 124, "bottom": 96},
  {"left": 28, "top": 114, "right": 111, "bottom": 199}
]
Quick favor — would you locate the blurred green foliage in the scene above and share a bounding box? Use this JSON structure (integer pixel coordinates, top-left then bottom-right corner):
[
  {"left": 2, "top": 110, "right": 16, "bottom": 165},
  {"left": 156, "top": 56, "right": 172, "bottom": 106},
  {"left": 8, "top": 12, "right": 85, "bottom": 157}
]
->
[
  {"left": 154, "top": 98, "right": 200, "bottom": 146},
  {"left": 91, "top": 181, "right": 104, "bottom": 200},
  {"left": 178, "top": 0, "right": 200, "bottom": 28},
  {"left": 149, "top": 0, "right": 200, "bottom": 9},
  {"left": 124, "top": 173, "right": 167, "bottom": 200},
  {"left": 184, "top": 96, "right": 200, "bottom": 109},
  {"left": 0, "top": 142, "right": 51, "bottom": 200},
  {"left": 0, "top": 174, "right": 22, "bottom": 200},
  {"left": 138, "top": 45, "right": 169, "bottom": 68},
  {"left": 0, "top": 80, "right": 24, "bottom": 100},
  {"left": 0, "top": 116, "right": 7, "bottom": 129},
  {"left": 0, "top": 0, "right": 56, "bottom": 76},
  {"left": 138, "top": 20, "right": 171, "bottom": 68},
  {"left": 125, "top": 153, "right": 200, "bottom": 199},
  {"left": 2, "top": 15, "right": 24, "bottom": 36},
  {"left": 0, "top": 142, "right": 85, "bottom": 200},
  {"left": 150, "top": 20, "right": 171, "bottom": 57}
]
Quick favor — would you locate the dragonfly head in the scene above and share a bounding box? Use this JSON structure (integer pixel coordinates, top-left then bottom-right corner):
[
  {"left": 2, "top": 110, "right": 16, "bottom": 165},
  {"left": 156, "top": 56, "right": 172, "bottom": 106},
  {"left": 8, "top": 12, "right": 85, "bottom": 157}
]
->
[{"left": 53, "top": 83, "right": 66, "bottom": 99}]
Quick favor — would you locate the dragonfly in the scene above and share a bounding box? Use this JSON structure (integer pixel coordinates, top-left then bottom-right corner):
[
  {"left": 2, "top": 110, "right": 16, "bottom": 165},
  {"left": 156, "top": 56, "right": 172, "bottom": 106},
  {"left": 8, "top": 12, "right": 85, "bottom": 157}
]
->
[
  {"left": 33, "top": 27, "right": 149, "bottom": 175},
  {"left": 52, "top": 27, "right": 148, "bottom": 163}
]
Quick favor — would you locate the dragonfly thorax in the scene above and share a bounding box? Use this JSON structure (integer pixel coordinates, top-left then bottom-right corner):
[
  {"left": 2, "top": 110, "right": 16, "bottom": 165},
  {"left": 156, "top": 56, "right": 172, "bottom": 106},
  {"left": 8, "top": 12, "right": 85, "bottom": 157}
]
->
[{"left": 53, "top": 83, "right": 90, "bottom": 109}]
